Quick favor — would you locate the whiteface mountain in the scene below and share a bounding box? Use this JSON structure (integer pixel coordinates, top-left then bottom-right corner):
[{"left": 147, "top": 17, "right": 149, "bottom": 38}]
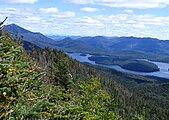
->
[{"left": 4, "top": 24, "right": 57, "bottom": 49}]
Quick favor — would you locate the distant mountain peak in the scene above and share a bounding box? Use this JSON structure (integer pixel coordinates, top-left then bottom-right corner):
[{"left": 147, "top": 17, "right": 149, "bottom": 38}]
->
[
  {"left": 4, "top": 23, "right": 57, "bottom": 49},
  {"left": 4, "top": 23, "right": 32, "bottom": 34}
]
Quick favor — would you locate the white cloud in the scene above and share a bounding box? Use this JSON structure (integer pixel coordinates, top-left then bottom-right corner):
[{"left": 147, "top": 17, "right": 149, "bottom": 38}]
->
[
  {"left": 76, "top": 16, "right": 104, "bottom": 27},
  {"left": 52, "top": 11, "right": 76, "bottom": 18},
  {"left": 65, "top": 0, "right": 169, "bottom": 9},
  {"left": 80, "top": 7, "right": 101, "bottom": 12},
  {"left": 39, "top": 8, "right": 59, "bottom": 13},
  {"left": 0, "top": 0, "right": 38, "bottom": 4},
  {"left": 25, "top": 16, "right": 41, "bottom": 23},
  {"left": 123, "top": 9, "right": 133, "bottom": 14}
]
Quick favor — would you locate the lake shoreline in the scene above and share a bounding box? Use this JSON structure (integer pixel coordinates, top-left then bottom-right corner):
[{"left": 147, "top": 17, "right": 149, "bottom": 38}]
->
[{"left": 67, "top": 52, "right": 169, "bottom": 79}]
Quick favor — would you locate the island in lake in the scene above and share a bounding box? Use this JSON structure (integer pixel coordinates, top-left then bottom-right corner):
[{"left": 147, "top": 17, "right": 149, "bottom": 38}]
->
[
  {"left": 120, "top": 60, "right": 159, "bottom": 72},
  {"left": 89, "top": 56, "right": 159, "bottom": 72}
]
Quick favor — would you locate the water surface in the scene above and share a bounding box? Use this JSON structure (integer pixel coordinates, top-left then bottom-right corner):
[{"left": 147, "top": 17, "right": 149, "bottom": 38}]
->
[{"left": 67, "top": 53, "right": 169, "bottom": 79}]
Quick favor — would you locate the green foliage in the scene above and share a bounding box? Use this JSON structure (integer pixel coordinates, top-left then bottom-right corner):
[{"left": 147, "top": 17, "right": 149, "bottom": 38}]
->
[
  {"left": 30, "top": 48, "right": 120, "bottom": 119},
  {"left": 0, "top": 31, "right": 150, "bottom": 120},
  {"left": 30, "top": 47, "right": 146, "bottom": 120},
  {"left": 49, "top": 58, "right": 72, "bottom": 90},
  {"left": 79, "top": 77, "right": 117, "bottom": 119},
  {"left": 89, "top": 64, "right": 169, "bottom": 119},
  {"left": 0, "top": 34, "right": 43, "bottom": 119},
  {"left": 0, "top": 33, "right": 120, "bottom": 119}
]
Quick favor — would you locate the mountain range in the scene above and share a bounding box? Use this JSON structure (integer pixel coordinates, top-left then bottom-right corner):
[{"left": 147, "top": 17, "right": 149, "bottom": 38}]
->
[
  {"left": 62, "top": 36, "right": 169, "bottom": 55},
  {"left": 4, "top": 24, "right": 169, "bottom": 57}
]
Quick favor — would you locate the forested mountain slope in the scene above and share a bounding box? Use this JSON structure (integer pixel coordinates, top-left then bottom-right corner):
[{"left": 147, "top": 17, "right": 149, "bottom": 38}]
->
[
  {"left": 0, "top": 30, "right": 146, "bottom": 119},
  {"left": 2, "top": 24, "right": 169, "bottom": 119}
]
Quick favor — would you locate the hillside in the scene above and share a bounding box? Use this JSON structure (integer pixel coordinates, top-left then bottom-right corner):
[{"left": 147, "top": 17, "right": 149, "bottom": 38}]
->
[
  {"left": 3, "top": 30, "right": 155, "bottom": 119},
  {"left": 0, "top": 30, "right": 120, "bottom": 119},
  {"left": 54, "top": 37, "right": 108, "bottom": 53},
  {"left": 76, "top": 36, "right": 169, "bottom": 54},
  {"left": 87, "top": 63, "right": 169, "bottom": 119},
  {"left": 23, "top": 40, "right": 42, "bottom": 50}
]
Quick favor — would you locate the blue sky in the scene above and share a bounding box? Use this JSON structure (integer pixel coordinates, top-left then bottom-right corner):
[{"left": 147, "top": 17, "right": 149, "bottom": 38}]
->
[{"left": 0, "top": 0, "right": 169, "bottom": 39}]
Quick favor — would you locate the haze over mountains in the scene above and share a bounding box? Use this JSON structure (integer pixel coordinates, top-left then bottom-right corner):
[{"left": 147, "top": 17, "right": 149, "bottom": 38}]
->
[{"left": 4, "top": 24, "right": 169, "bottom": 56}]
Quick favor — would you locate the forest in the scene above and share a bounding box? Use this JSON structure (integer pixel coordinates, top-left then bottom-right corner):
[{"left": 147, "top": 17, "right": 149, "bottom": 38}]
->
[
  {"left": 0, "top": 31, "right": 140, "bottom": 119},
  {"left": 0, "top": 30, "right": 169, "bottom": 119}
]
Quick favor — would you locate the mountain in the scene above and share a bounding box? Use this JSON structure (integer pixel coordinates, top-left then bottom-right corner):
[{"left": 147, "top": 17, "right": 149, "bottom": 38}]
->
[
  {"left": 80, "top": 36, "right": 169, "bottom": 53},
  {"left": 76, "top": 36, "right": 112, "bottom": 49},
  {"left": 4, "top": 24, "right": 57, "bottom": 48},
  {"left": 109, "top": 37, "right": 161, "bottom": 53},
  {"left": 54, "top": 37, "right": 108, "bottom": 53},
  {"left": 56, "top": 36, "right": 169, "bottom": 55}
]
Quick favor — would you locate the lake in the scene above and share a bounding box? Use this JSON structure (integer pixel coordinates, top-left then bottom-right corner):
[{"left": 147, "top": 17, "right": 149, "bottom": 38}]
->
[{"left": 67, "top": 53, "right": 169, "bottom": 79}]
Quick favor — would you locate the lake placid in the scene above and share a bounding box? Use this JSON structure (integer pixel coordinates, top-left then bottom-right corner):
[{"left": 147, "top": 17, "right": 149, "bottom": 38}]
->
[{"left": 67, "top": 53, "right": 169, "bottom": 79}]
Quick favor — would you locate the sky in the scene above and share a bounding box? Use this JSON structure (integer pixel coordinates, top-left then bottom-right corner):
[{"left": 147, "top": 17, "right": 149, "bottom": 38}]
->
[{"left": 1, "top": 0, "right": 169, "bottom": 40}]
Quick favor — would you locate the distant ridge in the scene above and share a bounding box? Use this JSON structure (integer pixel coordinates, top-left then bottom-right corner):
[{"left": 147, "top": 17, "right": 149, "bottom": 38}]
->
[
  {"left": 47, "top": 35, "right": 169, "bottom": 55},
  {"left": 54, "top": 37, "right": 108, "bottom": 53},
  {"left": 47, "top": 35, "right": 82, "bottom": 41},
  {"left": 4, "top": 24, "right": 169, "bottom": 55},
  {"left": 4, "top": 24, "right": 57, "bottom": 48}
]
